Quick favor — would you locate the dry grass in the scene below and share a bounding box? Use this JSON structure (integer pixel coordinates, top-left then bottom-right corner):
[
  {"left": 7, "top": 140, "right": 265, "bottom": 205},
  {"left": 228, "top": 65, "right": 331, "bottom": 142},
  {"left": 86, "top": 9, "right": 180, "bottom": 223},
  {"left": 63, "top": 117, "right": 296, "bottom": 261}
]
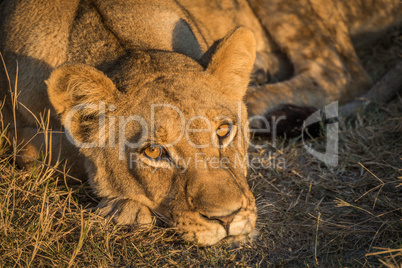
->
[
  {"left": 0, "top": 26, "right": 401, "bottom": 268},
  {"left": 247, "top": 98, "right": 402, "bottom": 267}
]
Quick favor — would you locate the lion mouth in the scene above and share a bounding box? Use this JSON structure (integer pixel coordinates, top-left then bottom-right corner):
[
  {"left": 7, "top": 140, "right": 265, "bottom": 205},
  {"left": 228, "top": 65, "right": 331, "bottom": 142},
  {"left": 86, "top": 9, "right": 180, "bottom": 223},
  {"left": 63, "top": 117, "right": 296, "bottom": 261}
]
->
[
  {"left": 199, "top": 207, "right": 241, "bottom": 236},
  {"left": 156, "top": 207, "right": 257, "bottom": 246}
]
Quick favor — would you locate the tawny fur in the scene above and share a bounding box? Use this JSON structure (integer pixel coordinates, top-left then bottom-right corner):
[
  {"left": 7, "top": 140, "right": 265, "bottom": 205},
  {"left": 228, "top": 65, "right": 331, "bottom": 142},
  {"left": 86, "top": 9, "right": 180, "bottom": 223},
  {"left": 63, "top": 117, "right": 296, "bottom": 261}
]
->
[{"left": 0, "top": 0, "right": 400, "bottom": 245}]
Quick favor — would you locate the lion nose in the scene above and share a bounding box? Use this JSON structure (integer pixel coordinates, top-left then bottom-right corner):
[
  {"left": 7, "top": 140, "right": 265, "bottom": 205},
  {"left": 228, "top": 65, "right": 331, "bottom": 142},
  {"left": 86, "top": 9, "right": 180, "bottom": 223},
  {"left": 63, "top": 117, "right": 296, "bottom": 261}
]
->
[{"left": 200, "top": 208, "right": 241, "bottom": 235}]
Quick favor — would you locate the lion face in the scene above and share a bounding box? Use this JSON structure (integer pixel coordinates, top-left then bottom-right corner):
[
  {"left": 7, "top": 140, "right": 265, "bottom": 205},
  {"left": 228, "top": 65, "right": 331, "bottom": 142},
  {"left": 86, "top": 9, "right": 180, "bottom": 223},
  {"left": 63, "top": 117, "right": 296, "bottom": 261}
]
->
[{"left": 46, "top": 28, "right": 257, "bottom": 245}]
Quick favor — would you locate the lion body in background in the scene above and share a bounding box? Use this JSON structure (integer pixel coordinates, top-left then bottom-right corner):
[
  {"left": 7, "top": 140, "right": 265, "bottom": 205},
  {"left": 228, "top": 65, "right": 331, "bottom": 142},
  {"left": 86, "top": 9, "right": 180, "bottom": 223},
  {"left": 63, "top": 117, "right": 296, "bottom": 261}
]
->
[{"left": 0, "top": 0, "right": 400, "bottom": 245}]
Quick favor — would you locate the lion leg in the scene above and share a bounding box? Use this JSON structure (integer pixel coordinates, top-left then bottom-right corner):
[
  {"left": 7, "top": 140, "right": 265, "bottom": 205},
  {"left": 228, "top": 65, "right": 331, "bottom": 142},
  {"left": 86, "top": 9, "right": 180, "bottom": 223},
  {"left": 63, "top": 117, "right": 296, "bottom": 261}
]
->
[
  {"left": 245, "top": 0, "right": 375, "bottom": 136},
  {"left": 247, "top": 0, "right": 372, "bottom": 117}
]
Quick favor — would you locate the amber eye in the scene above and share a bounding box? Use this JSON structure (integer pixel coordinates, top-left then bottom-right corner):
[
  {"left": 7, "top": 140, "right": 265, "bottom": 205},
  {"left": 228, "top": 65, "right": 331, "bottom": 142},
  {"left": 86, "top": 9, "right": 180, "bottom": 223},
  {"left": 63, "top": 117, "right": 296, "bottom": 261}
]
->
[
  {"left": 144, "top": 145, "right": 165, "bottom": 160},
  {"left": 216, "top": 124, "right": 231, "bottom": 138}
]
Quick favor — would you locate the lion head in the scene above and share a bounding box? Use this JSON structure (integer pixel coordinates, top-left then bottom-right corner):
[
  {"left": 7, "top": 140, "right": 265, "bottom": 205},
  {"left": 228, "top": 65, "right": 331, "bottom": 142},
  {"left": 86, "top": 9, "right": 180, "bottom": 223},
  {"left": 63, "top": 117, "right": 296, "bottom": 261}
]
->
[{"left": 46, "top": 28, "right": 257, "bottom": 246}]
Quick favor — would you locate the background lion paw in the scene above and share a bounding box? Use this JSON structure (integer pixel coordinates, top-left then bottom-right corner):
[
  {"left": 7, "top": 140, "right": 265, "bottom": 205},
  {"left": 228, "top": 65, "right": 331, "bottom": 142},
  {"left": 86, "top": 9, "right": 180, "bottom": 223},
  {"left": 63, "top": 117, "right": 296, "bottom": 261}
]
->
[{"left": 250, "top": 104, "right": 322, "bottom": 138}]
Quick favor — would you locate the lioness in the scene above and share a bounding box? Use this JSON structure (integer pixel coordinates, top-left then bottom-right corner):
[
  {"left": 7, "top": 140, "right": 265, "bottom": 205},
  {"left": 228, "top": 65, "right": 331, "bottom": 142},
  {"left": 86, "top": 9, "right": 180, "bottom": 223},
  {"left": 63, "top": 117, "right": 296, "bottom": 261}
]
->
[{"left": 0, "top": 0, "right": 400, "bottom": 246}]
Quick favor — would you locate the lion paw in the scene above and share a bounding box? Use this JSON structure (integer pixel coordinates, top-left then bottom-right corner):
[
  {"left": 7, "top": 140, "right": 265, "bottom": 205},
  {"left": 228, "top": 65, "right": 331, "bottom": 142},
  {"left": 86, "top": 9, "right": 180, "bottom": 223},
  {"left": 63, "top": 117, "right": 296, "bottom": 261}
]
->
[{"left": 98, "top": 198, "right": 154, "bottom": 226}]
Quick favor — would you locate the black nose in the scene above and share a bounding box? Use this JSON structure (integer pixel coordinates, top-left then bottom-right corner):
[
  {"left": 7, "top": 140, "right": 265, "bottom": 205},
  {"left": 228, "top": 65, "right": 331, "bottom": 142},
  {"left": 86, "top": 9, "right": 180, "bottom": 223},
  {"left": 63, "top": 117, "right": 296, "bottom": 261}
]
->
[{"left": 200, "top": 208, "right": 241, "bottom": 235}]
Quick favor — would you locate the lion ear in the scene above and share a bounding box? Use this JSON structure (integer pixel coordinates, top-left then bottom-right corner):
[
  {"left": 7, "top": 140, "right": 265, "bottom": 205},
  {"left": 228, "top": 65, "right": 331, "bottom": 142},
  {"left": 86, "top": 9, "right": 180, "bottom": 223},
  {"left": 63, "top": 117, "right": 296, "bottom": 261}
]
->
[
  {"left": 46, "top": 64, "right": 119, "bottom": 143},
  {"left": 206, "top": 27, "right": 256, "bottom": 100}
]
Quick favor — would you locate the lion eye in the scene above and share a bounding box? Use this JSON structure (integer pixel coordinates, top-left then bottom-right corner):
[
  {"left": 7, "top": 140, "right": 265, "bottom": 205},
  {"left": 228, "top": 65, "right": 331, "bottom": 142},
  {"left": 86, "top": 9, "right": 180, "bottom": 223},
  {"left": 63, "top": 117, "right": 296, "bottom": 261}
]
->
[
  {"left": 144, "top": 145, "right": 165, "bottom": 160},
  {"left": 216, "top": 124, "right": 231, "bottom": 138}
]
